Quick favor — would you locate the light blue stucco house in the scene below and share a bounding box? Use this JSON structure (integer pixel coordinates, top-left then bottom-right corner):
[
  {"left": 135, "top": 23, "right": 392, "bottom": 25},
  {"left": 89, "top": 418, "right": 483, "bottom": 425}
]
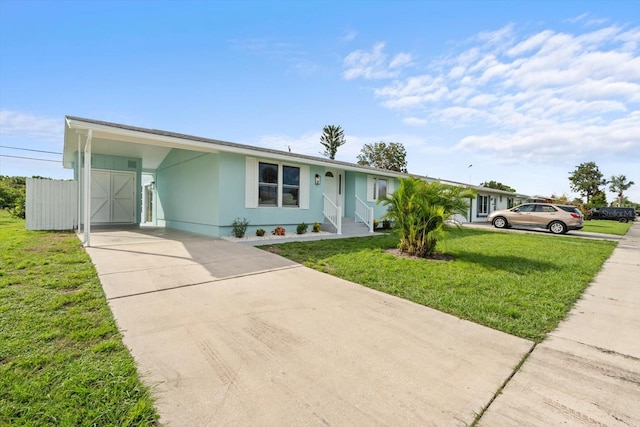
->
[{"left": 62, "top": 116, "right": 406, "bottom": 242}]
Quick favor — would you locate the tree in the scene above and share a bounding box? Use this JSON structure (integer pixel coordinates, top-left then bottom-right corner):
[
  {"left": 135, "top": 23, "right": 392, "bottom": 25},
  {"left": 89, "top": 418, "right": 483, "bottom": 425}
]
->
[
  {"left": 378, "top": 178, "right": 475, "bottom": 258},
  {"left": 608, "top": 175, "right": 635, "bottom": 207},
  {"left": 480, "top": 181, "right": 516, "bottom": 192},
  {"left": 568, "top": 162, "right": 607, "bottom": 203},
  {"left": 319, "top": 125, "right": 346, "bottom": 160},
  {"left": 357, "top": 141, "right": 408, "bottom": 173},
  {"left": 587, "top": 190, "right": 607, "bottom": 209},
  {"left": 0, "top": 175, "right": 26, "bottom": 218}
]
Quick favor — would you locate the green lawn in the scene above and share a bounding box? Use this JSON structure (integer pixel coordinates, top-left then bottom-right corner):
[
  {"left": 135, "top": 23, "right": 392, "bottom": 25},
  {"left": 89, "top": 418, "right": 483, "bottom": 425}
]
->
[
  {"left": 262, "top": 227, "right": 618, "bottom": 342},
  {"left": 0, "top": 211, "right": 158, "bottom": 426},
  {"left": 581, "top": 219, "right": 633, "bottom": 235}
]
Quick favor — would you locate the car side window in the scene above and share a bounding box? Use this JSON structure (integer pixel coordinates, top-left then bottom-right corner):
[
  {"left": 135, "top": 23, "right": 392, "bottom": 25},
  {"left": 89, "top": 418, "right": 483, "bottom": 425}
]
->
[
  {"left": 518, "top": 204, "right": 535, "bottom": 212},
  {"left": 538, "top": 205, "right": 556, "bottom": 212}
]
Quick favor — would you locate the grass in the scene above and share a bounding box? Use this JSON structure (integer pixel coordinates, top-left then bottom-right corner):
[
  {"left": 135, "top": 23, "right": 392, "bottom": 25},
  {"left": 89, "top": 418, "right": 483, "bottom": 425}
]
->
[
  {"left": 0, "top": 211, "right": 158, "bottom": 426},
  {"left": 581, "top": 219, "right": 633, "bottom": 235},
  {"left": 261, "top": 227, "right": 618, "bottom": 342}
]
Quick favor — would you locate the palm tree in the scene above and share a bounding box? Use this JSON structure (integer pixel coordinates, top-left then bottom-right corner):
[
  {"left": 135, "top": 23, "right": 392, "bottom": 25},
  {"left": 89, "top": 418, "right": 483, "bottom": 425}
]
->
[
  {"left": 379, "top": 178, "right": 475, "bottom": 257},
  {"left": 319, "top": 125, "right": 346, "bottom": 160},
  {"left": 608, "top": 175, "right": 635, "bottom": 207}
]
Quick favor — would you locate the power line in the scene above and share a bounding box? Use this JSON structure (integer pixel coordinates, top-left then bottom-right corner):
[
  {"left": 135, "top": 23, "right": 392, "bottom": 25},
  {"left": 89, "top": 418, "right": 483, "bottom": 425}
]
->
[
  {"left": 0, "top": 145, "right": 62, "bottom": 155},
  {"left": 0, "top": 154, "right": 60, "bottom": 163}
]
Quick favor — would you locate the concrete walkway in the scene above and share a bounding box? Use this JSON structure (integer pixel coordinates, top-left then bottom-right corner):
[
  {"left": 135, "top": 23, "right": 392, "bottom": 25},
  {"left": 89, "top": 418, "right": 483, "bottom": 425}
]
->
[
  {"left": 478, "top": 222, "right": 640, "bottom": 426},
  {"left": 84, "top": 227, "right": 533, "bottom": 426}
]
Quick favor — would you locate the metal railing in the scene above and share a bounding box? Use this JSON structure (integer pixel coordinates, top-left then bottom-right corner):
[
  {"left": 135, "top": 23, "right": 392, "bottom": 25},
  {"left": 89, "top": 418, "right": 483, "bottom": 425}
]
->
[
  {"left": 323, "top": 193, "right": 342, "bottom": 234},
  {"left": 355, "top": 196, "right": 375, "bottom": 233}
]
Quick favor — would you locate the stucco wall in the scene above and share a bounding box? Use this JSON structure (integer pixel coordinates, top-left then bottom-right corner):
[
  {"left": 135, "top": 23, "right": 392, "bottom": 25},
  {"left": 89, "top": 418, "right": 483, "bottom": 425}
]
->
[
  {"left": 216, "top": 152, "right": 325, "bottom": 237},
  {"left": 156, "top": 150, "right": 220, "bottom": 236}
]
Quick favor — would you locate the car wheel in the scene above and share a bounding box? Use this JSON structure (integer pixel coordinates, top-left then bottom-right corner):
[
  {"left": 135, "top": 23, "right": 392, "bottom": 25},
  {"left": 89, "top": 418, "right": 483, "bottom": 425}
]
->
[
  {"left": 493, "top": 216, "right": 508, "bottom": 229},
  {"left": 619, "top": 218, "right": 629, "bottom": 223},
  {"left": 549, "top": 221, "right": 567, "bottom": 234}
]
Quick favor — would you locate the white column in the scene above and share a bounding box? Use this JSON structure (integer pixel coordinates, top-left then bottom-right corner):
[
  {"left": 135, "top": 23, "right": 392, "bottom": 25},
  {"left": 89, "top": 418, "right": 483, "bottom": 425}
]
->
[
  {"left": 77, "top": 133, "right": 81, "bottom": 233},
  {"left": 83, "top": 130, "right": 92, "bottom": 247}
]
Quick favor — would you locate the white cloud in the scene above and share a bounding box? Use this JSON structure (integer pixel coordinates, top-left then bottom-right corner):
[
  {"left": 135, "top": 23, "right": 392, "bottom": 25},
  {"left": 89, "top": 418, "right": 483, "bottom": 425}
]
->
[
  {"left": 344, "top": 22, "right": 640, "bottom": 167},
  {"left": 0, "top": 110, "right": 61, "bottom": 140},
  {"left": 402, "top": 117, "right": 428, "bottom": 126},
  {"left": 342, "top": 29, "right": 358, "bottom": 42},
  {"left": 342, "top": 42, "right": 412, "bottom": 80}
]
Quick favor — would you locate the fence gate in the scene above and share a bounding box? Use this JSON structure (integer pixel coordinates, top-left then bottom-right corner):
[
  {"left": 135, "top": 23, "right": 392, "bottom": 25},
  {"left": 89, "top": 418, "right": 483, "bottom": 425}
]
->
[{"left": 26, "top": 178, "right": 77, "bottom": 230}]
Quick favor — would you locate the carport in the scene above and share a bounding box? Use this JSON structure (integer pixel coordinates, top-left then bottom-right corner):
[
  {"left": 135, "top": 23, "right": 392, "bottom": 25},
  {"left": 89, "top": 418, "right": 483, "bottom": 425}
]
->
[{"left": 63, "top": 116, "right": 221, "bottom": 246}]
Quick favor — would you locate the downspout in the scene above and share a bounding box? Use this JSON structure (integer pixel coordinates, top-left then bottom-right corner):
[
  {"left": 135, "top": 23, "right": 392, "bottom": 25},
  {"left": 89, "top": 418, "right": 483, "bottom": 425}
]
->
[{"left": 83, "top": 129, "right": 92, "bottom": 247}]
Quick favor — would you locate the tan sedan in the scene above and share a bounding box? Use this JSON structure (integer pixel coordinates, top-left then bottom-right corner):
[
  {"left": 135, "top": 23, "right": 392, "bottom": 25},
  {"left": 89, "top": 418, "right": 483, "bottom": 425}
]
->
[{"left": 487, "top": 203, "right": 584, "bottom": 234}]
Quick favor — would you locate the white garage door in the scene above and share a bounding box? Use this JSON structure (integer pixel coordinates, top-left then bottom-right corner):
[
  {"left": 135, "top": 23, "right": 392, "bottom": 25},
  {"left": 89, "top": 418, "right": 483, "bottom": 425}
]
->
[{"left": 90, "top": 170, "right": 136, "bottom": 224}]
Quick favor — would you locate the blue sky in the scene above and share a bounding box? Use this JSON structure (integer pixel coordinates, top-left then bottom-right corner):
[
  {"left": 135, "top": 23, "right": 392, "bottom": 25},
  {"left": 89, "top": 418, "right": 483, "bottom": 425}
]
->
[{"left": 1, "top": 0, "right": 639, "bottom": 203}]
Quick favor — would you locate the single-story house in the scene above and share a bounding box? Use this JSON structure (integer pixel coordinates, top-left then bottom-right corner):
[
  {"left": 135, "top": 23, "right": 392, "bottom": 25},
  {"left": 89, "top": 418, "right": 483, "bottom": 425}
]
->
[
  {"left": 62, "top": 116, "right": 530, "bottom": 245},
  {"left": 62, "top": 116, "right": 407, "bottom": 244}
]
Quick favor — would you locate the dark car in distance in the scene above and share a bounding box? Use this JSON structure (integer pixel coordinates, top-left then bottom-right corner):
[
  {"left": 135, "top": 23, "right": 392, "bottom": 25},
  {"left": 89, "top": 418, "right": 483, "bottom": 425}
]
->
[{"left": 588, "top": 207, "right": 636, "bottom": 223}]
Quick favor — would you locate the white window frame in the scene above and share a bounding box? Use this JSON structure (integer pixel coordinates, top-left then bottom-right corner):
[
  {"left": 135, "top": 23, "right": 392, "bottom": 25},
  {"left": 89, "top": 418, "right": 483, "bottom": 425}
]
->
[
  {"left": 367, "top": 175, "right": 394, "bottom": 202},
  {"left": 477, "top": 194, "right": 489, "bottom": 216},
  {"left": 245, "top": 157, "right": 309, "bottom": 209}
]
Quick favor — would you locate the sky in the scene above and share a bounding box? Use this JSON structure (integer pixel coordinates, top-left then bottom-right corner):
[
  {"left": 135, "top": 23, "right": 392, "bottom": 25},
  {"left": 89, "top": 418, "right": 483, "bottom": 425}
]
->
[{"left": 1, "top": 0, "right": 639, "bottom": 203}]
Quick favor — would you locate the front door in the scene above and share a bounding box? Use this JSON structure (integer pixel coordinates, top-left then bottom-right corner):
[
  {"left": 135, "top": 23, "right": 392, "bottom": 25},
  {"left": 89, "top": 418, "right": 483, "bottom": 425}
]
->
[{"left": 324, "top": 168, "right": 344, "bottom": 212}]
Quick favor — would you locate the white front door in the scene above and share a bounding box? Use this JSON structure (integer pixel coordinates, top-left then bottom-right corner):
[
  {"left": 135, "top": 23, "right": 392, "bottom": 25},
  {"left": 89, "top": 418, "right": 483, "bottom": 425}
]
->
[
  {"left": 324, "top": 168, "right": 344, "bottom": 211},
  {"left": 86, "top": 170, "right": 136, "bottom": 224}
]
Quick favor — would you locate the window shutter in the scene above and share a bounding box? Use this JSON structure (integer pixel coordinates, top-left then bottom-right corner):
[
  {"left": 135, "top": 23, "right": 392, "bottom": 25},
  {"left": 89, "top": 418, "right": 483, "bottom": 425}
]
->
[
  {"left": 245, "top": 157, "right": 258, "bottom": 208},
  {"left": 299, "top": 166, "right": 309, "bottom": 209},
  {"left": 367, "top": 176, "right": 375, "bottom": 202}
]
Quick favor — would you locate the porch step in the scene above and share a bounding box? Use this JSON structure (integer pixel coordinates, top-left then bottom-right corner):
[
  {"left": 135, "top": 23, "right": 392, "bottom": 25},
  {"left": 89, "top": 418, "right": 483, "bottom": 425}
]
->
[{"left": 321, "top": 218, "right": 372, "bottom": 236}]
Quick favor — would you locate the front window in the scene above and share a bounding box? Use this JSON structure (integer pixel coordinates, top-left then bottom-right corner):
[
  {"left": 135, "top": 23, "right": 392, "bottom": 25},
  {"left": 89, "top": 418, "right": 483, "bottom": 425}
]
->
[
  {"left": 477, "top": 195, "right": 489, "bottom": 215},
  {"left": 259, "top": 162, "right": 278, "bottom": 206},
  {"left": 282, "top": 166, "right": 300, "bottom": 207},
  {"left": 258, "top": 162, "right": 300, "bottom": 207},
  {"left": 376, "top": 178, "right": 387, "bottom": 199}
]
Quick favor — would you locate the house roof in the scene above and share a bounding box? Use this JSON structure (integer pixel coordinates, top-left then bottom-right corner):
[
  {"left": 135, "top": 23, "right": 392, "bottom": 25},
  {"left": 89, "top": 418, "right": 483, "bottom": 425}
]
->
[
  {"left": 62, "top": 115, "right": 530, "bottom": 199},
  {"left": 63, "top": 115, "right": 407, "bottom": 177}
]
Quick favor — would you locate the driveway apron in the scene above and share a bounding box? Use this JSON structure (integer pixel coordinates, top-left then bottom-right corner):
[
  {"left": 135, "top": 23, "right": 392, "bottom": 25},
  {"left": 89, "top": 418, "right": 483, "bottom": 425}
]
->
[{"left": 86, "top": 228, "right": 533, "bottom": 426}]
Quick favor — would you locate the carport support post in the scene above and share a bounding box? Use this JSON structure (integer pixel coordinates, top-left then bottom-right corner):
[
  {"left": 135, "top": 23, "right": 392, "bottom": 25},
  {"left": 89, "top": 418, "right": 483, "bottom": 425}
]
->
[
  {"left": 83, "top": 130, "right": 92, "bottom": 247},
  {"left": 77, "top": 133, "right": 81, "bottom": 233}
]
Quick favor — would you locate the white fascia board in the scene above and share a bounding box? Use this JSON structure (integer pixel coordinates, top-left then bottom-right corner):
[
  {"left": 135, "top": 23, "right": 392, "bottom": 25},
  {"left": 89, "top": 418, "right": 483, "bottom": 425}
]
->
[
  {"left": 64, "top": 117, "right": 406, "bottom": 178},
  {"left": 66, "top": 119, "right": 220, "bottom": 154}
]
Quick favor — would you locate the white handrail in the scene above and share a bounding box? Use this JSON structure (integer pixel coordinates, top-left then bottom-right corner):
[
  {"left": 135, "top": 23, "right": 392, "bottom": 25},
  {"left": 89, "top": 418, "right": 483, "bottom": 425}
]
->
[
  {"left": 323, "top": 193, "right": 342, "bottom": 234},
  {"left": 355, "top": 196, "right": 375, "bottom": 233}
]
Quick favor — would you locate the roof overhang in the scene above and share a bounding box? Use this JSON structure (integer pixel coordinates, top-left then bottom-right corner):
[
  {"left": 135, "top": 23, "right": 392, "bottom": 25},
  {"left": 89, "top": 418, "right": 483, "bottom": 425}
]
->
[{"left": 62, "top": 116, "right": 407, "bottom": 177}]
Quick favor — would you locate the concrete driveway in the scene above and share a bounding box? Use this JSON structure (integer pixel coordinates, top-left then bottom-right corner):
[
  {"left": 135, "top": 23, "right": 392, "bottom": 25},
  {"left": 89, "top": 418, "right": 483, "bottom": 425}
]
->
[{"left": 86, "top": 228, "right": 533, "bottom": 426}]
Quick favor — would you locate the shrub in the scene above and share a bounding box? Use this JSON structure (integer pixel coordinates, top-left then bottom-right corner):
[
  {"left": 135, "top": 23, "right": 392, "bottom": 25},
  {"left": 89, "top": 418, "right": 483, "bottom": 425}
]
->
[
  {"left": 296, "top": 222, "right": 309, "bottom": 234},
  {"left": 231, "top": 217, "right": 249, "bottom": 238},
  {"left": 272, "top": 226, "right": 286, "bottom": 236},
  {"left": 9, "top": 195, "right": 26, "bottom": 219},
  {"left": 379, "top": 177, "right": 475, "bottom": 257},
  {"left": 312, "top": 222, "right": 322, "bottom": 233},
  {"left": 373, "top": 220, "right": 380, "bottom": 230},
  {"left": 256, "top": 228, "right": 266, "bottom": 236}
]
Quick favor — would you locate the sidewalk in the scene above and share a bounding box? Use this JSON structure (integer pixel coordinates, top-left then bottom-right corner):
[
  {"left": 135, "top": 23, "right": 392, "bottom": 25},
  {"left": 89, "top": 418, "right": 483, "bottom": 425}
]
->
[{"left": 478, "top": 222, "right": 640, "bottom": 426}]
